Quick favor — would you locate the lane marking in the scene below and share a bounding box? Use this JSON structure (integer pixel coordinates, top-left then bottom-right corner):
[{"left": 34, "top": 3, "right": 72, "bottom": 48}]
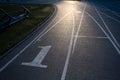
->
[
  {"left": 61, "top": 2, "right": 87, "bottom": 80},
  {"left": 86, "top": 11, "right": 120, "bottom": 54},
  {"left": 72, "top": 3, "right": 87, "bottom": 54},
  {"left": 100, "top": 12, "right": 120, "bottom": 23},
  {"left": 74, "top": 35, "right": 108, "bottom": 39},
  {"left": 94, "top": 5, "right": 120, "bottom": 49},
  {"left": 61, "top": 9, "right": 75, "bottom": 80},
  {"left": 0, "top": 9, "right": 73, "bottom": 72},
  {"left": 21, "top": 46, "right": 51, "bottom": 68},
  {"left": 33, "top": 39, "right": 41, "bottom": 44},
  {"left": 36, "top": 38, "right": 41, "bottom": 42},
  {"left": 36, "top": 10, "right": 73, "bottom": 41},
  {"left": 101, "top": 6, "right": 120, "bottom": 18}
]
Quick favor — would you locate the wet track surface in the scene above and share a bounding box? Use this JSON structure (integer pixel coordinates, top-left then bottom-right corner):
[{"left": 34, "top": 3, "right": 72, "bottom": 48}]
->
[{"left": 0, "top": 0, "right": 120, "bottom": 80}]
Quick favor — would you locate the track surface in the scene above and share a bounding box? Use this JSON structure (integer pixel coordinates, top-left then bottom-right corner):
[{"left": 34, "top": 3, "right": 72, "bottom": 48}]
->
[{"left": 0, "top": 0, "right": 120, "bottom": 80}]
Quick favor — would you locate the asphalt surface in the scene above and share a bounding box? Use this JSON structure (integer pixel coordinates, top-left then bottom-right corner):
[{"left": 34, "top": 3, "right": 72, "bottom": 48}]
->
[{"left": 0, "top": 0, "right": 120, "bottom": 80}]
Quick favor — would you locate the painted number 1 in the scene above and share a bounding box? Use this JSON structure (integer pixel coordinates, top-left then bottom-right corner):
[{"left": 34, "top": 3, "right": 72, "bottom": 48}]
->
[{"left": 21, "top": 46, "right": 51, "bottom": 68}]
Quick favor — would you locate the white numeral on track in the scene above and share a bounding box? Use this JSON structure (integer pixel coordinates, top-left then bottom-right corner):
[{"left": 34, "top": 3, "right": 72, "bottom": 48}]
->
[{"left": 21, "top": 46, "right": 51, "bottom": 68}]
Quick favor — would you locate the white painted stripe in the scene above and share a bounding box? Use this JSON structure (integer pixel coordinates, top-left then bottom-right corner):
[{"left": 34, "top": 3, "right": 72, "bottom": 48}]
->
[
  {"left": 61, "top": 9, "right": 75, "bottom": 80},
  {"left": 61, "top": 2, "right": 87, "bottom": 80},
  {"left": 74, "top": 35, "right": 108, "bottom": 39},
  {"left": 100, "top": 12, "right": 120, "bottom": 23},
  {"left": 36, "top": 10, "right": 73, "bottom": 41},
  {"left": 21, "top": 46, "right": 51, "bottom": 68},
  {"left": 86, "top": 11, "right": 120, "bottom": 54},
  {"left": 94, "top": 5, "right": 120, "bottom": 49},
  {"left": 33, "top": 39, "right": 41, "bottom": 44},
  {"left": 102, "top": 6, "right": 120, "bottom": 18},
  {"left": 0, "top": 9, "right": 73, "bottom": 72},
  {"left": 72, "top": 3, "right": 87, "bottom": 54}
]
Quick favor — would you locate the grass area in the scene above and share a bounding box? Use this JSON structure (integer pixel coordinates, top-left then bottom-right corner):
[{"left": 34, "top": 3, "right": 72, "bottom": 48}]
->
[{"left": 0, "top": 4, "right": 55, "bottom": 56}]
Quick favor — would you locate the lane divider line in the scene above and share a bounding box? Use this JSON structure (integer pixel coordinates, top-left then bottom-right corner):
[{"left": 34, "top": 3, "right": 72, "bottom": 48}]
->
[
  {"left": 74, "top": 35, "right": 108, "bottom": 39},
  {"left": 86, "top": 11, "right": 120, "bottom": 54},
  {"left": 101, "top": 6, "right": 120, "bottom": 18},
  {"left": 72, "top": 3, "right": 87, "bottom": 54},
  {"left": 100, "top": 12, "right": 120, "bottom": 23},
  {"left": 61, "top": 2, "right": 87, "bottom": 80},
  {"left": 94, "top": 5, "right": 120, "bottom": 49},
  {"left": 60, "top": 10, "right": 75, "bottom": 80},
  {"left": 36, "top": 10, "right": 73, "bottom": 41}
]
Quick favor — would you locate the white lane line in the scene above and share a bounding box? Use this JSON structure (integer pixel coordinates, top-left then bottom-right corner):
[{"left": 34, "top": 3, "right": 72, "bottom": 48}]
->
[
  {"left": 21, "top": 46, "right": 51, "bottom": 68},
  {"left": 60, "top": 9, "right": 75, "bottom": 80},
  {"left": 72, "top": 3, "right": 87, "bottom": 54},
  {"left": 102, "top": 6, "right": 120, "bottom": 18},
  {"left": 74, "top": 35, "right": 108, "bottom": 39},
  {"left": 94, "top": 5, "right": 120, "bottom": 49},
  {"left": 33, "top": 39, "right": 41, "bottom": 44},
  {"left": 100, "top": 12, "right": 120, "bottom": 23},
  {"left": 0, "top": 9, "right": 73, "bottom": 72},
  {"left": 86, "top": 11, "right": 120, "bottom": 54},
  {"left": 36, "top": 10, "right": 73, "bottom": 41},
  {"left": 61, "top": 2, "right": 87, "bottom": 80}
]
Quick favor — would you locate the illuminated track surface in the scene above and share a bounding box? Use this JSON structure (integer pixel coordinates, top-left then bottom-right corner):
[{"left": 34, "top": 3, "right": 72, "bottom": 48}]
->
[{"left": 0, "top": 0, "right": 120, "bottom": 80}]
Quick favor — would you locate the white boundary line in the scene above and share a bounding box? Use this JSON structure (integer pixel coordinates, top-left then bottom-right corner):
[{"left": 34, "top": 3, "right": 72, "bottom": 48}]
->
[
  {"left": 0, "top": 9, "right": 73, "bottom": 72},
  {"left": 72, "top": 3, "right": 87, "bottom": 54},
  {"left": 100, "top": 12, "right": 120, "bottom": 23},
  {"left": 36, "top": 11, "right": 73, "bottom": 41},
  {"left": 94, "top": 5, "right": 120, "bottom": 49},
  {"left": 61, "top": 2, "right": 87, "bottom": 80},
  {"left": 91, "top": 2, "right": 120, "bottom": 23},
  {"left": 60, "top": 8, "right": 75, "bottom": 80},
  {"left": 101, "top": 6, "right": 120, "bottom": 18},
  {"left": 74, "top": 35, "right": 108, "bottom": 39},
  {"left": 86, "top": 11, "right": 120, "bottom": 54}
]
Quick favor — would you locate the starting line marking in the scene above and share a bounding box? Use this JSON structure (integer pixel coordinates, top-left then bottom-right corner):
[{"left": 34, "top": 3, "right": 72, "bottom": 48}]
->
[{"left": 74, "top": 35, "right": 108, "bottom": 39}]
